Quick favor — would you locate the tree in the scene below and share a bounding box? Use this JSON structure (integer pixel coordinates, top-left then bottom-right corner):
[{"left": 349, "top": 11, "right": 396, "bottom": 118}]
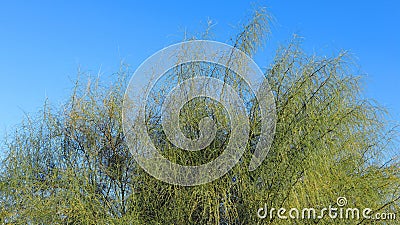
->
[{"left": 1, "top": 8, "right": 399, "bottom": 224}]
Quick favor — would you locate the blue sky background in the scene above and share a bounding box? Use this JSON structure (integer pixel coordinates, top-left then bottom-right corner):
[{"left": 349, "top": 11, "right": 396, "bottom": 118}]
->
[{"left": 0, "top": 1, "right": 399, "bottom": 140}]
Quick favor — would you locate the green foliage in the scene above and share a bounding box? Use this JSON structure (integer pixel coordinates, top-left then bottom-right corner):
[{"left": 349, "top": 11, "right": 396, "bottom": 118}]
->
[{"left": 1, "top": 8, "right": 399, "bottom": 225}]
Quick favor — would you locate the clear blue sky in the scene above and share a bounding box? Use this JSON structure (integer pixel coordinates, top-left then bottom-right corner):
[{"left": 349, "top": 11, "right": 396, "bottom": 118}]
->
[{"left": 0, "top": 1, "right": 399, "bottom": 138}]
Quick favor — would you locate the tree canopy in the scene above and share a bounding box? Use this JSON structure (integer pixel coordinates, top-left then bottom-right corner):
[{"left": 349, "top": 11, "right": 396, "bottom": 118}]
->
[{"left": 1, "top": 8, "right": 399, "bottom": 225}]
